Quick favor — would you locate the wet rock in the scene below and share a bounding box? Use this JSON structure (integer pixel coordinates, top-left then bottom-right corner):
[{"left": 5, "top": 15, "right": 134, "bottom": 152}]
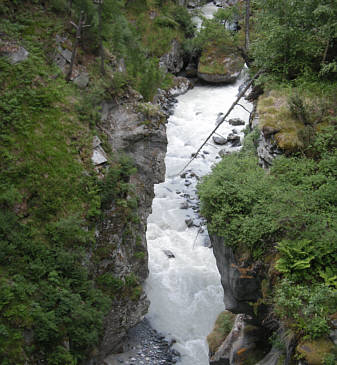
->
[
  {"left": 215, "top": 113, "right": 224, "bottom": 125},
  {"left": 184, "top": 180, "right": 192, "bottom": 186},
  {"left": 203, "top": 150, "right": 210, "bottom": 154},
  {"left": 169, "top": 77, "right": 192, "bottom": 97},
  {"left": 180, "top": 172, "right": 188, "bottom": 178},
  {"left": 180, "top": 201, "right": 189, "bottom": 209},
  {"left": 213, "top": 136, "right": 227, "bottom": 145},
  {"left": 185, "top": 218, "right": 193, "bottom": 227},
  {"left": 163, "top": 250, "right": 175, "bottom": 259},
  {"left": 228, "top": 118, "right": 245, "bottom": 126},
  {"left": 227, "top": 133, "right": 241, "bottom": 147}
]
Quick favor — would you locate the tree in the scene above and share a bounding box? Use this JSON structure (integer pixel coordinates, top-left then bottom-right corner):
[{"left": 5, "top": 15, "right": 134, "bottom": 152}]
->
[
  {"left": 66, "top": 11, "right": 91, "bottom": 81},
  {"left": 244, "top": 0, "right": 250, "bottom": 51},
  {"left": 251, "top": 0, "right": 337, "bottom": 80},
  {"left": 93, "top": 0, "right": 105, "bottom": 75}
]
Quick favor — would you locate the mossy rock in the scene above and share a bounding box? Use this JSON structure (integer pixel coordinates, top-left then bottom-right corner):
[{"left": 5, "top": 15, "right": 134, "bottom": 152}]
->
[
  {"left": 257, "top": 90, "right": 305, "bottom": 151},
  {"left": 197, "top": 43, "right": 244, "bottom": 84},
  {"left": 207, "top": 311, "right": 236, "bottom": 355},
  {"left": 296, "top": 338, "right": 334, "bottom": 365}
]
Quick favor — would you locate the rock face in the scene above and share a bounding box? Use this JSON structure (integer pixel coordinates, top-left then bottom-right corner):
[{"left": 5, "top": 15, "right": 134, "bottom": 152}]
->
[
  {"left": 210, "top": 315, "right": 269, "bottom": 365},
  {"left": 90, "top": 96, "right": 167, "bottom": 363},
  {"left": 210, "top": 235, "right": 264, "bottom": 315},
  {"left": 0, "top": 39, "right": 29, "bottom": 64},
  {"left": 159, "top": 39, "right": 184, "bottom": 74}
]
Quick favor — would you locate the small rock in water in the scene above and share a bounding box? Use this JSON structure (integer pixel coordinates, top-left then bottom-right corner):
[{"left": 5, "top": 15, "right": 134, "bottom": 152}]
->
[
  {"left": 180, "top": 201, "right": 189, "bottom": 209},
  {"left": 215, "top": 112, "right": 224, "bottom": 125},
  {"left": 185, "top": 218, "right": 193, "bottom": 227},
  {"left": 227, "top": 133, "right": 241, "bottom": 147},
  {"left": 163, "top": 250, "right": 175, "bottom": 259},
  {"left": 228, "top": 118, "right": 245, "bottom": 126},
  {"left": 184, "top": 180, "right": 191, "bottom": 186},
  {"left": 203, "top": 150, "right": 210, "bottom": 154},
  {"left": 219, "top": 149, "right": 228, "bottom": 157},
  {"left": 232, "top": 129, "right": 238, "bottom": 134},
  {"left": 213, "top": 135, "right": 227, "bottom": 145},
  {"left": 180, "top": 172, "right": 187, "bottom": 178}
]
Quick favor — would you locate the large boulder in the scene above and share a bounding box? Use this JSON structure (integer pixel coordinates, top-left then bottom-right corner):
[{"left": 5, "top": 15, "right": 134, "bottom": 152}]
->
[{"left": 197, "top": 44, "right": 244, "bottom": 84}]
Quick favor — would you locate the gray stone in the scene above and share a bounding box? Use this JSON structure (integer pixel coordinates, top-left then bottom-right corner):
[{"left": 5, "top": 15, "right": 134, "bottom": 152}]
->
[
  {"left": 8, "top": 46, "right": 29, "bottom": 64},
  {"left": 159, "top": 39, "right": 184, "bottom": 74},
  {"left": 163, "top": 250, "right": 175, "bottom": 259},
  {"left": 93, "top": 136, "right": 102, "bottom": 149},
  {"left": 210, "top": 234, "right": 263, "bottom": 314},
  {"left": 210, "top": 315, "right": 265, "bottom": 365},
  {"left": 215, "top": 113, "right": 224, "bottom": 125},
  {"left": 169, "top": 77, "right": 192, "bottom": 97},
  {"left": 180, "top": 201, "right": 189, "bottom": 209},
  {"left": 228, "top": 118, "right": 245, "bottom": 126},
  {"left": 227, "top": 133, "right": 241, "bottom": 147},
  {"left": 90, "top": 99, "right": 168, "bottom": 362},
  {"left": 256, "top": 126, "right": 283, "bottom": 169},
  {"left": 213, "top": 136, "right": 227, "bottom": 145},
  {"left": 91, "top": 148, "right": 108, "bottom": 166},
  {"left": 185, "top": 218, "right": 193, "bottom": 227},
  {"left": 73, "top": 72, "right": 89, "bottom": 89}
]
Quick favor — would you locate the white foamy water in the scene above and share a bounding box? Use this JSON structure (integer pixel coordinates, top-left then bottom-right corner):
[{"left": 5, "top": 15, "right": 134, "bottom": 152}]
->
[
  {"left": 145, "top": 80, "right": 252, "bottom": 365},
  {"left": 145, "top": 3, "right": 252, "bottom": 364}
]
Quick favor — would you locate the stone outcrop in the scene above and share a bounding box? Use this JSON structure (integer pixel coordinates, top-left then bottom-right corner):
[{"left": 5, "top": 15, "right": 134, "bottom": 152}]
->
[
  {"left": 210, "top": 235, "right": 265, "bottom": 316},
  {"left": 89, "top": 93, "right": 168, "bottom": 363},
  {"left": 197, "top": 49, "right": 244, "bottom": 84},
  {"left": 210, "top": 314, "right": 269, "bottom": 365},
  {"left": 0, "top": 39, "right": 29, "bottom": 64},
  {"left": 251, "top": 112, "right": 283, "bottom": 168},
  {"left": 159, "top": 39, "right": 184, "bottom": 74}
]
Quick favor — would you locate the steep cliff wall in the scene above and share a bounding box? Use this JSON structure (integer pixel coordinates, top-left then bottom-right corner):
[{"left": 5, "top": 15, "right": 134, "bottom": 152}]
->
[{"left": 89, "top": 96, "right": 168, "bottom": 362}]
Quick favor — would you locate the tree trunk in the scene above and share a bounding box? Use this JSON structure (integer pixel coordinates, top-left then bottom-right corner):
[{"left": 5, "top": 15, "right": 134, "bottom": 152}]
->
[
  {"left": 66, "top": 12, "right": 84, "bottom": 82},
  {"left": 245, "top": 0, "right": 250, "bottom": 51},
  {"left": 98, "top": 2, "right": 105, "bottom": 75},
  {"left": 322, "top": 38, "right": 330, "bottom": 64}
]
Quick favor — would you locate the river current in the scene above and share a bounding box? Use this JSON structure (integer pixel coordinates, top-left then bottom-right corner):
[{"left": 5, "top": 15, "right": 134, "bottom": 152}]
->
[{"left": 145, "top": 76, "right": 252, "bottom": 365}]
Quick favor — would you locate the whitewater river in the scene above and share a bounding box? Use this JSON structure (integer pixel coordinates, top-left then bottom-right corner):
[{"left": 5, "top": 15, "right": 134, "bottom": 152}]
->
[{"left": 145, "top": 74, "right": 252, "bottom": 365}]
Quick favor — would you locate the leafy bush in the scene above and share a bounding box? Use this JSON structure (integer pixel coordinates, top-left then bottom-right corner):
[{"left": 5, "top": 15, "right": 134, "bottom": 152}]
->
[{"left": 274, "top": 280, "right": 337, "bottom": 339}]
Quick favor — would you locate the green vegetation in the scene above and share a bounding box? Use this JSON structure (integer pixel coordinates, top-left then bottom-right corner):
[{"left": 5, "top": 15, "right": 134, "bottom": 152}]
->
[
  {"left": 0, "top": 0, "right": 193, "bottom": 363},
  {"left": 251, "top": 0, "right": 337, "bottom": 82},
  {"left": 199, "top": 124, "right": 337, "bottom": 340}
]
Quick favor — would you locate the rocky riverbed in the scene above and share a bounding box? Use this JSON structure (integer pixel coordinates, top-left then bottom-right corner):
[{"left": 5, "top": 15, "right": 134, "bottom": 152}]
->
[{"left": 104, "top": 319, "right": 180, "bottom": 365}]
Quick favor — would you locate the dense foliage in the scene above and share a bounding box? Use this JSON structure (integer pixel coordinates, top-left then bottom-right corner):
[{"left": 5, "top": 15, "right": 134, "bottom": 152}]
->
[
  {"left": 0, "top": 0, "right": 184, "bottom": 363},
  {"left": 199, "top": 126, "right": 337, "bottom": 340},
  {"left": 251, "top": 0, "right": 337, "bottom": 81}
]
